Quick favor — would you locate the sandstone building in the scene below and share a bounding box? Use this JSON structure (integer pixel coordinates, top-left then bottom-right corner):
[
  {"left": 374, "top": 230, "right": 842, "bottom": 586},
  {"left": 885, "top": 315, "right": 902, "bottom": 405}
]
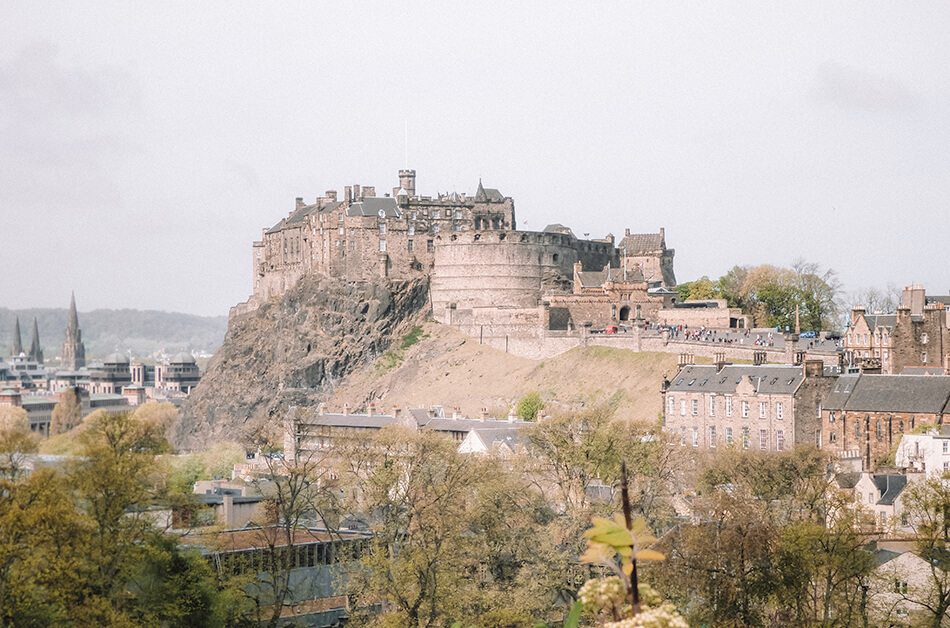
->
[
  {"left": 844, "top": 285, "right": 950, "bottom": 374},
  {"left": 661, "top": 360, "right": 834, "bottom": 452}
]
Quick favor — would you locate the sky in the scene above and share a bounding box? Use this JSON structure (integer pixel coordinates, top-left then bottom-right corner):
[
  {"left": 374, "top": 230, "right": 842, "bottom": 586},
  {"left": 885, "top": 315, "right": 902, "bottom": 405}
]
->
[{"left": 2, "top": 3, "right": 949, "bottom": 317}]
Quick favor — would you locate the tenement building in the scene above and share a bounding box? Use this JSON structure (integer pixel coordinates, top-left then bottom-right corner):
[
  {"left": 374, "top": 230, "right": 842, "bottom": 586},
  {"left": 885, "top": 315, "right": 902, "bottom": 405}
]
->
[
  {"left": 844, "top": 285, "right": 950, "bottom": 374},
  {"left": 818, "top": 373, "right": 950, "bottom": 471},
  {"left": 662, "top": 360, "right": 834, "bottom": 452}
]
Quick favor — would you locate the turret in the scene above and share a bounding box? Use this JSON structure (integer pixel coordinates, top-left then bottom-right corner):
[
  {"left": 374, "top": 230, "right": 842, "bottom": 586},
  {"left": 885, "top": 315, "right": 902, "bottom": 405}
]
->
[
  {"left": 11, "top": 317, "right": 22, "bottom": 357},
  {"left": 398, "top": 169, "right": 416, "bottom": 197}
]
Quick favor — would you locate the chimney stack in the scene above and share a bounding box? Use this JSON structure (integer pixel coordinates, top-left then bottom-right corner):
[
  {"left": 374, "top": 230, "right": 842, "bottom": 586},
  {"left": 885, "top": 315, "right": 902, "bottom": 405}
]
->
[
  {"left": 342, "top": 403, "right": 350, "bottom": 416},
  {"left": 354, "top": 184, "right": 361, "bottom": 200},
  {"left": 368, "top": 402, "right": 375, "bottom": 417},
  {"left": 317, "top": 402, "right": 327, "bottom": 416},
  {"left": 481, "top": 407, "right": 489, "bottom": 420},
  {"left": 452, "top": 406, "right": 461, "bottom": 420},
  {"left": 326, "top": 190, "right": 337, "bottom": 202},
  {"left": 344, "top": 186, "right": 352, "bottom": 203}
]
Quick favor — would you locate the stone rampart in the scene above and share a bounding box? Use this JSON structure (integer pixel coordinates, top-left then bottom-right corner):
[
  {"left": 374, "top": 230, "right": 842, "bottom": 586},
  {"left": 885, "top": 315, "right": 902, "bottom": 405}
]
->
[{"left": 431, "top": 231, "right": 614, "bottom": 314}]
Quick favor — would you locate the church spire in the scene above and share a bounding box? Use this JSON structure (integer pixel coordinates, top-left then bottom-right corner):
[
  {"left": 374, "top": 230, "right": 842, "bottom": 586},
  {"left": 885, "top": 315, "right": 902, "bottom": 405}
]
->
[
  {"left": 11, "top": 317, "right": 23, "bottom": 357},
  {"left": 62, "top": 292, "right": 86, "bottom": 370},
  {"left": 29, "top": 318, "right": 44, "bottom": 364},
  {"left": 68, "top": 292, "right": 79, "bottom": 330}
]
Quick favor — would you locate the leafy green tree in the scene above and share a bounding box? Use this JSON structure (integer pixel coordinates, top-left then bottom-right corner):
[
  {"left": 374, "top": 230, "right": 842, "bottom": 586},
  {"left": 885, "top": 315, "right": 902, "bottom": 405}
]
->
[{"left": 515, "top": 390, "right": 544, "bottom": 422}]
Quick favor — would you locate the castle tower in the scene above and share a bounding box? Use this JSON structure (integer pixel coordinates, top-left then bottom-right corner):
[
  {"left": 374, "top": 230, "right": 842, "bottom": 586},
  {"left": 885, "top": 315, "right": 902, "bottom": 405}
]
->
[
  {"left": 29, "top": 318, "right": 44, "bottom": 364},
  {"left": 11, "top": 317, "right": 23, "bottom": 357},
  {"left": 61, "top": 293, "right": 86, "bottom": 370},
  {"left": 398, "top": 169, "right": 416, "bottom": 197}
]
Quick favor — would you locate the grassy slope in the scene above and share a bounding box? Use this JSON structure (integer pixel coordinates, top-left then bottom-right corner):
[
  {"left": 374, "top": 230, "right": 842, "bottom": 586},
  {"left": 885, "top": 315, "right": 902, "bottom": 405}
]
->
[{"left": 329, "top": 321, "right": 710, "bottom": 422}]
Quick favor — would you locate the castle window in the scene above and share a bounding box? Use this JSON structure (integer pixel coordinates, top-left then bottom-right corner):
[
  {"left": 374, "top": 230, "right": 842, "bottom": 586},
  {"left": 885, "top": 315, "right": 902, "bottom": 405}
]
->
[
  {"left": 349, "top": 240, "right": 355, "bottom": 251},
  {"left": 829, "top": 411, "right": 836, "bottom": 423},
  {"left": 455, "top": 209, "right": 462, "bottom": 219},
  {"left": 454, "top": 223, "right": 462, "bottom": 231},
  {"left": 338, "top": 212, "right": 343, "bottom": 222},
  {"left": 742, "top": 401, "right": 749, "bottom": 418},
  {"left": 408, "top": 225, "right": 415, "bottom": 236},
  {"left": 759, "top": 429, "right": 768, "bottom": 450},
  {"left": 829, "top": 431, "right": 836, "bottom": 443},
  {"left": 378, "top": 223, "right": 386, "bottom": 235},
  {"left": 923, "top": 333, "right": 929, "bottom": 344},
  {"left": 759, "top": 402, "right": 766, "bottom": 419},
  {"left": 411, "top": 211, "right": 417, "bottom": 220},
  {"left": 923, "top": 352, "right": 928, "bottom": 364},
  {"left": 776, "top": 402, "right": 783, "bottom": 419},
  {"left": 709, "top": 395, "right": 716, "bottom": 417},
  {"left": 407, "top": 240, "right": 414, "bottom": 253},
  {"left": 427, "top": 240, "right": 434, "bottom": 253},
  {"left": 339, "top": 227, "right": 344, "bottom": 235},
  {"left": 432, "top": 209, "right": 440, "bottom": 219},
  {"left": 726, "top": 427, "right": 733, "bottom": 445},
  {"left": 876, "top": 420, "right": 882, "bottom": 440},
  {"left": 433, "top": 224, "right": 440, "bottom": 233},
  {"left": 379, "top": 239, "right": 387, "bottom": 252},
  {"left": 691, "top": 399, "right": 698, "bottom": 416},
  {"left": 777, "top": 430, "right": 785, "bottom": 451},
  {"left": 553, "top": 254, "right": 559, "bottom": 263}
]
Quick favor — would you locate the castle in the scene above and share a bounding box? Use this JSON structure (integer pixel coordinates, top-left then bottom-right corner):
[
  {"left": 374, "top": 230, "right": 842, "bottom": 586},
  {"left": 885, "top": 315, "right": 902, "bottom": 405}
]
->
[{"left": 235, "top": 169, "right": 678, "bottom": 346}]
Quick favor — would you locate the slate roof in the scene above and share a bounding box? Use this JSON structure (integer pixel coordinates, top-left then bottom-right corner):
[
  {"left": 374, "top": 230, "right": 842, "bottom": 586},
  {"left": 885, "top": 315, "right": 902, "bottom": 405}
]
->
[
  {"left": 666, "top": 364, "right": 804, "bottom": 395},
  {"left": 468, "top": 425, "right": 530, "bottom": 451},
  {"left": 866, "top": 314, "right": 897, "bottom": 331},
  {"left": 902, "top": 366, "right": 947, "bottom": 376},
  {"left": 475, "top": 181, "right": 505, "bottom": 203},
  {"left": 619, "top": 232, "right": 664, "bottom": 254},
  {"left": 822, "top": 375, "right": 860, "bottom": 411},
  {"left": 872, "top": 474, "right": 908, "bottom": 505},
  {"left": 346, "top": 197, "right": 401, "bottom": 218},
  {"left": 576, "top": 267, "right": 644, "bottom": 288},
  {"left": 843, "top": 375, "right": 950, "bottom": 414},
  {"left": 835, "top": 472, "right": 861, "bottom": 489}
]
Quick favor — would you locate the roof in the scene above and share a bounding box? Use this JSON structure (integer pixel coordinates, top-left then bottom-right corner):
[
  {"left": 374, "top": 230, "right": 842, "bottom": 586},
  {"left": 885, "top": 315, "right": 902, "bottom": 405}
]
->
[
  {"left": 864, "top": 314, "right": 897, "bottom": 331},
  {"left": 346, "top": 197, "right": 400, "bottom": 218},
  {"left": 103, "top": 352, "right": 130, "bottom": 365},
  {"left": 543, "top": 224, "right": 575, "bottom": 236},
  {"left": 822, "top": 375, "right": 860, "bottom": 411},
  {"left": 169, "top": 352, "right": 196, "bottom": 365},
  {"left": 872, "top": 474, "right": 908, "bottom": 505},
  {"left": 468, "top": 425, "right": 529, "bottom": 451},
  {"left": 843, "top": 375, "right": 950, "bottom": 414},
  {"left": 666, "top": 364, "right": 804, "bottom": 395},
  {"left": 835, "top": 472, "right": 861, "bottom": 489},
  {"left": 619, "top": 232, "right": 664, "bottom": 254},
  {"left": 903, "top": 366, "right": 947, "bottom": 376},
  {"left": 475, "top": 181, "right": 505, "bottom": 203}
]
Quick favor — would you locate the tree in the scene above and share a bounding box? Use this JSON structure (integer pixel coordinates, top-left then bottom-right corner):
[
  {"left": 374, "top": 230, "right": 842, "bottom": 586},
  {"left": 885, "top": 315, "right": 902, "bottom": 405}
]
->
[
  {"left": 233, "top": 413, "right": 342, "bottom": 628},
  {"left": 0, "top": 406, "right": 36, "bottom": 478},
  {"left": 897, "top": 476, "right": 950, "bottom": 628},
  {"left": 50, "top": 386, "right": 83, "bottom": 436},
  {"left": 515, "top": 390, "right": 544, "bottom": 422}
]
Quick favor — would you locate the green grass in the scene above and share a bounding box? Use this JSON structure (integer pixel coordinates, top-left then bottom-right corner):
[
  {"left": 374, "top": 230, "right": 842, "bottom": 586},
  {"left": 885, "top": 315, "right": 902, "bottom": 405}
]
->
[{"left": 400, "top": 325, "right": 429, "bottom": 350}]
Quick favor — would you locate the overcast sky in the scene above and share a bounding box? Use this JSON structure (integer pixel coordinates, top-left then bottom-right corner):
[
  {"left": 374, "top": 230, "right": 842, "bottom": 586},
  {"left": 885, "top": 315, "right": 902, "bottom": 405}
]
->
[{"left": 2, "top": 3, "right": 948, "bottom": 317}]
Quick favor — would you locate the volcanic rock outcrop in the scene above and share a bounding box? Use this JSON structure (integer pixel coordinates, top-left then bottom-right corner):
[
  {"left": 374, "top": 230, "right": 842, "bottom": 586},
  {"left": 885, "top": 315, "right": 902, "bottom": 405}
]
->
[{"left": 171, "top": 274, "right": 429, "bottom": 450}]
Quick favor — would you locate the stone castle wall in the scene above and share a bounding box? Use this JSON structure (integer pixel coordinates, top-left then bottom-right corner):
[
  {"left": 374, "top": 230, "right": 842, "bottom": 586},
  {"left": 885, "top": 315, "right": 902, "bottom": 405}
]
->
[{"left": 431, "top": 230, "right": 615, "bottom": 313}]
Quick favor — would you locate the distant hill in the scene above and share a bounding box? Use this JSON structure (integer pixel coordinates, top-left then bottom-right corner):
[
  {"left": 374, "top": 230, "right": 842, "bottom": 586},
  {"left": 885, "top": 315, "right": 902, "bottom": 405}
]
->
[{"left": 0, "top": 307, "right": 228, "bottom": 361}]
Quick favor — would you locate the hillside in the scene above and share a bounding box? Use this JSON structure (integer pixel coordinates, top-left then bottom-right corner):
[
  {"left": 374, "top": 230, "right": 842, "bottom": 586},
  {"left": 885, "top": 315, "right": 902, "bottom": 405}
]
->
[
  {"left": 325, "top": 321, "right": 692, "bottom": 423},
  {"left": 0, "top": 308, "right": 228, "bottom": 359}
]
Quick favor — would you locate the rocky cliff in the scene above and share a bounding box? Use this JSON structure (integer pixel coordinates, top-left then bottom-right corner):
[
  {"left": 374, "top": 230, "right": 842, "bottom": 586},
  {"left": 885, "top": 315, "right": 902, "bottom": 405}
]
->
[{"left": 171, "top": 274, "right": 430, "bottom": 451}]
